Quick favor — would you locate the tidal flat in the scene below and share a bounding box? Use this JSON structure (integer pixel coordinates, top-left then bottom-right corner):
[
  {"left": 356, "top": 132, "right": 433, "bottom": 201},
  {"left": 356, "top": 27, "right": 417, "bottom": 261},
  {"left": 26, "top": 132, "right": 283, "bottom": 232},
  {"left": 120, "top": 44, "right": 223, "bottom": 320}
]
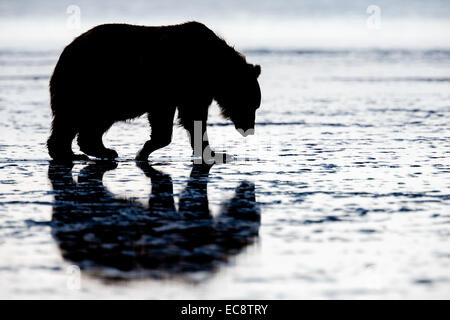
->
[{"left": 0, "top": 49, "right": 449, "bottom": 298}]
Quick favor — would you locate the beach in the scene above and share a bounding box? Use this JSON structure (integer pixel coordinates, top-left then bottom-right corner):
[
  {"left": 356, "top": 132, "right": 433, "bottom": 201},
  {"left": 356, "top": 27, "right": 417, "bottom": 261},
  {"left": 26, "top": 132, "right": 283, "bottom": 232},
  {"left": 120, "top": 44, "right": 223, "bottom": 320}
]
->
[{"left": 0, "top": 47, "right": 449, "bottom": 298}]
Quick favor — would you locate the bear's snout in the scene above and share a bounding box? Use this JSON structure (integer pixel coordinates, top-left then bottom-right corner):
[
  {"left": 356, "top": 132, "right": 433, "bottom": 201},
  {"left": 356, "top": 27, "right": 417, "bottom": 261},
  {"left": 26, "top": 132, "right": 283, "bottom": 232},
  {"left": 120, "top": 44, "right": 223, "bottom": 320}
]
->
[{"left": 237, "top": 128, "right": 255, "bottom": 137}]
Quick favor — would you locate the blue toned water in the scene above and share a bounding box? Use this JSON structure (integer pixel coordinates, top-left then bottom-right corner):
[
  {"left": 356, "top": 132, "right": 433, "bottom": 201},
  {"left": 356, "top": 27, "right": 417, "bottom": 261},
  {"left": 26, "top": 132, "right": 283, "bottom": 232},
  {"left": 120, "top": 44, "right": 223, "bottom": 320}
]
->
[
  {"left": 0, "top": 48, "right": 449, "bottom": 299},
  {"left": 0, "top": 0, "right": 450, "bottom": 299}
]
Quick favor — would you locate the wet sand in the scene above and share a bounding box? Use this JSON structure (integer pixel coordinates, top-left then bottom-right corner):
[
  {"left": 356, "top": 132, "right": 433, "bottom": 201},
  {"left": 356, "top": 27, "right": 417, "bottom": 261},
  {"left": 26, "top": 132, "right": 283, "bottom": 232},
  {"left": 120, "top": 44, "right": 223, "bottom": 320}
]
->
[{"left": 0, "top": 49, "right": 449, "bottom": 298}]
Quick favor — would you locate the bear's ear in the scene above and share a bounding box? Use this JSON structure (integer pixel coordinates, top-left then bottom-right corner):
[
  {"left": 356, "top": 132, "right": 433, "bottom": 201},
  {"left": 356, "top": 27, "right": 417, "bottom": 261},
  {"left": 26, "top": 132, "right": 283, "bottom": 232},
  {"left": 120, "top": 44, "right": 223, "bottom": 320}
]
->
[{"left": 254, "top": 64, "right": 261, "bottom": 78}]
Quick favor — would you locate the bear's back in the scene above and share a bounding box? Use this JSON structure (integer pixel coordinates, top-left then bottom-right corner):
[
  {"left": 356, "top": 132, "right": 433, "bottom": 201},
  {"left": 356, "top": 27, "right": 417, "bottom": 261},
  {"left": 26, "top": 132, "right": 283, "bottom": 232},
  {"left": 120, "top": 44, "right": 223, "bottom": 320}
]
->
[
  {"left": 50, "top": 22, "right": 228, "bottom": 116},
  {"left": 53, "top": 22, "right": 220, "bottom": 86}
]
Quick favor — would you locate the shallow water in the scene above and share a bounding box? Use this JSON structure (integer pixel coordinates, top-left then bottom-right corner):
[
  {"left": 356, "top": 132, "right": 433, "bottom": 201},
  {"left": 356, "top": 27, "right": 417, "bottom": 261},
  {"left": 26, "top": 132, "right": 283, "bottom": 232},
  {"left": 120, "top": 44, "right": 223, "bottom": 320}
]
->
[{"left": 0, "top": 49, "right": 449, "bottom": 299}]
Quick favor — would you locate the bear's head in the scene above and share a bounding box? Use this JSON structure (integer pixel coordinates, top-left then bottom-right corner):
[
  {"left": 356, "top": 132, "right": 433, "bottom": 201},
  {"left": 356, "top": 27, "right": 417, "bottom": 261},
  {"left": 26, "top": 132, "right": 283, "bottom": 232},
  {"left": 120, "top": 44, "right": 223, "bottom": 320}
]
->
[{"left": 215, "top": 63, "right": 261, "bottom": 137}]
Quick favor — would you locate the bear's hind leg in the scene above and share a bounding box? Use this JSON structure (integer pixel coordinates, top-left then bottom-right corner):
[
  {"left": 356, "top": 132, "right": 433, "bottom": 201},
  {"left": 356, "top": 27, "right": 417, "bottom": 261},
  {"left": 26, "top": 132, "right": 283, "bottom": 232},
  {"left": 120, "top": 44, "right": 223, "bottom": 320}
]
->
[
  {"left": 77, "top": 123, "right": 118, "bottom": 160},
  {"left": 47, "top": 116, "right": 88, "bottom": 161}
]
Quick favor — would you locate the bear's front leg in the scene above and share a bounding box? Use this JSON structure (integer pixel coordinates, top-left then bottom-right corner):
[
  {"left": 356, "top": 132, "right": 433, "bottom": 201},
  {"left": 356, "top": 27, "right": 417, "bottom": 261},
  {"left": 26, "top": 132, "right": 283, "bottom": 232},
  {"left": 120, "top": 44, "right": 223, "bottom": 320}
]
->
[
  {"left": 136, "top": 133, "right": 173, "bottom": 161},
  {"left": 178, "top": 107, "right": 232, "bottom": 164},
  {"left": 190, "top": 121, "right": 234, "bottom": 164},
  {"left": 185, "top": 120, "right": 233, "bottom": 164},
  {"left": 136, "top": 109, "right": 175, "bottom": 161},
  {"left": 136, "top": 140, "right": 163, "bottom": 161},
  {"left": 183, "top": 119, "right": 213, "bottom": 162},
  {"left": 135, "top": 141, "right": 152, "bottom": 161}
]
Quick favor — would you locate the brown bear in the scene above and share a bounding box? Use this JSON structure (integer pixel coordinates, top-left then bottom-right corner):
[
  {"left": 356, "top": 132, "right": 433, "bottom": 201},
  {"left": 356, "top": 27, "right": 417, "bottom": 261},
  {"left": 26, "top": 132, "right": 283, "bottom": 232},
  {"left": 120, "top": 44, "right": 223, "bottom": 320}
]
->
[{"left": 47, "top": 21, "right": 261, "bottom": 161}]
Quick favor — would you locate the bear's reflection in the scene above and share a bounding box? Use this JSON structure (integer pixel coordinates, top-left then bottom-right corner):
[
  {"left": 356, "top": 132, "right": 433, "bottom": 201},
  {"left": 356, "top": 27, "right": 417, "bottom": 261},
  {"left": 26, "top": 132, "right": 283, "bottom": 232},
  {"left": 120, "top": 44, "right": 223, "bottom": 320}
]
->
[{"left": 48, "top": 161, "right": 260, "bottom": 279}]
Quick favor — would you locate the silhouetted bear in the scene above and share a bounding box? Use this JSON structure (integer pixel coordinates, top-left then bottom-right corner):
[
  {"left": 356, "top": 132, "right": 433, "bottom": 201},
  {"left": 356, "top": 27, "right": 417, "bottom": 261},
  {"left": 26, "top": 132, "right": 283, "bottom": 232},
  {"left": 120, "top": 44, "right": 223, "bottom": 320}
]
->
[{"left": 47, "top": 22, "right": 261, "bottom": 161}]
